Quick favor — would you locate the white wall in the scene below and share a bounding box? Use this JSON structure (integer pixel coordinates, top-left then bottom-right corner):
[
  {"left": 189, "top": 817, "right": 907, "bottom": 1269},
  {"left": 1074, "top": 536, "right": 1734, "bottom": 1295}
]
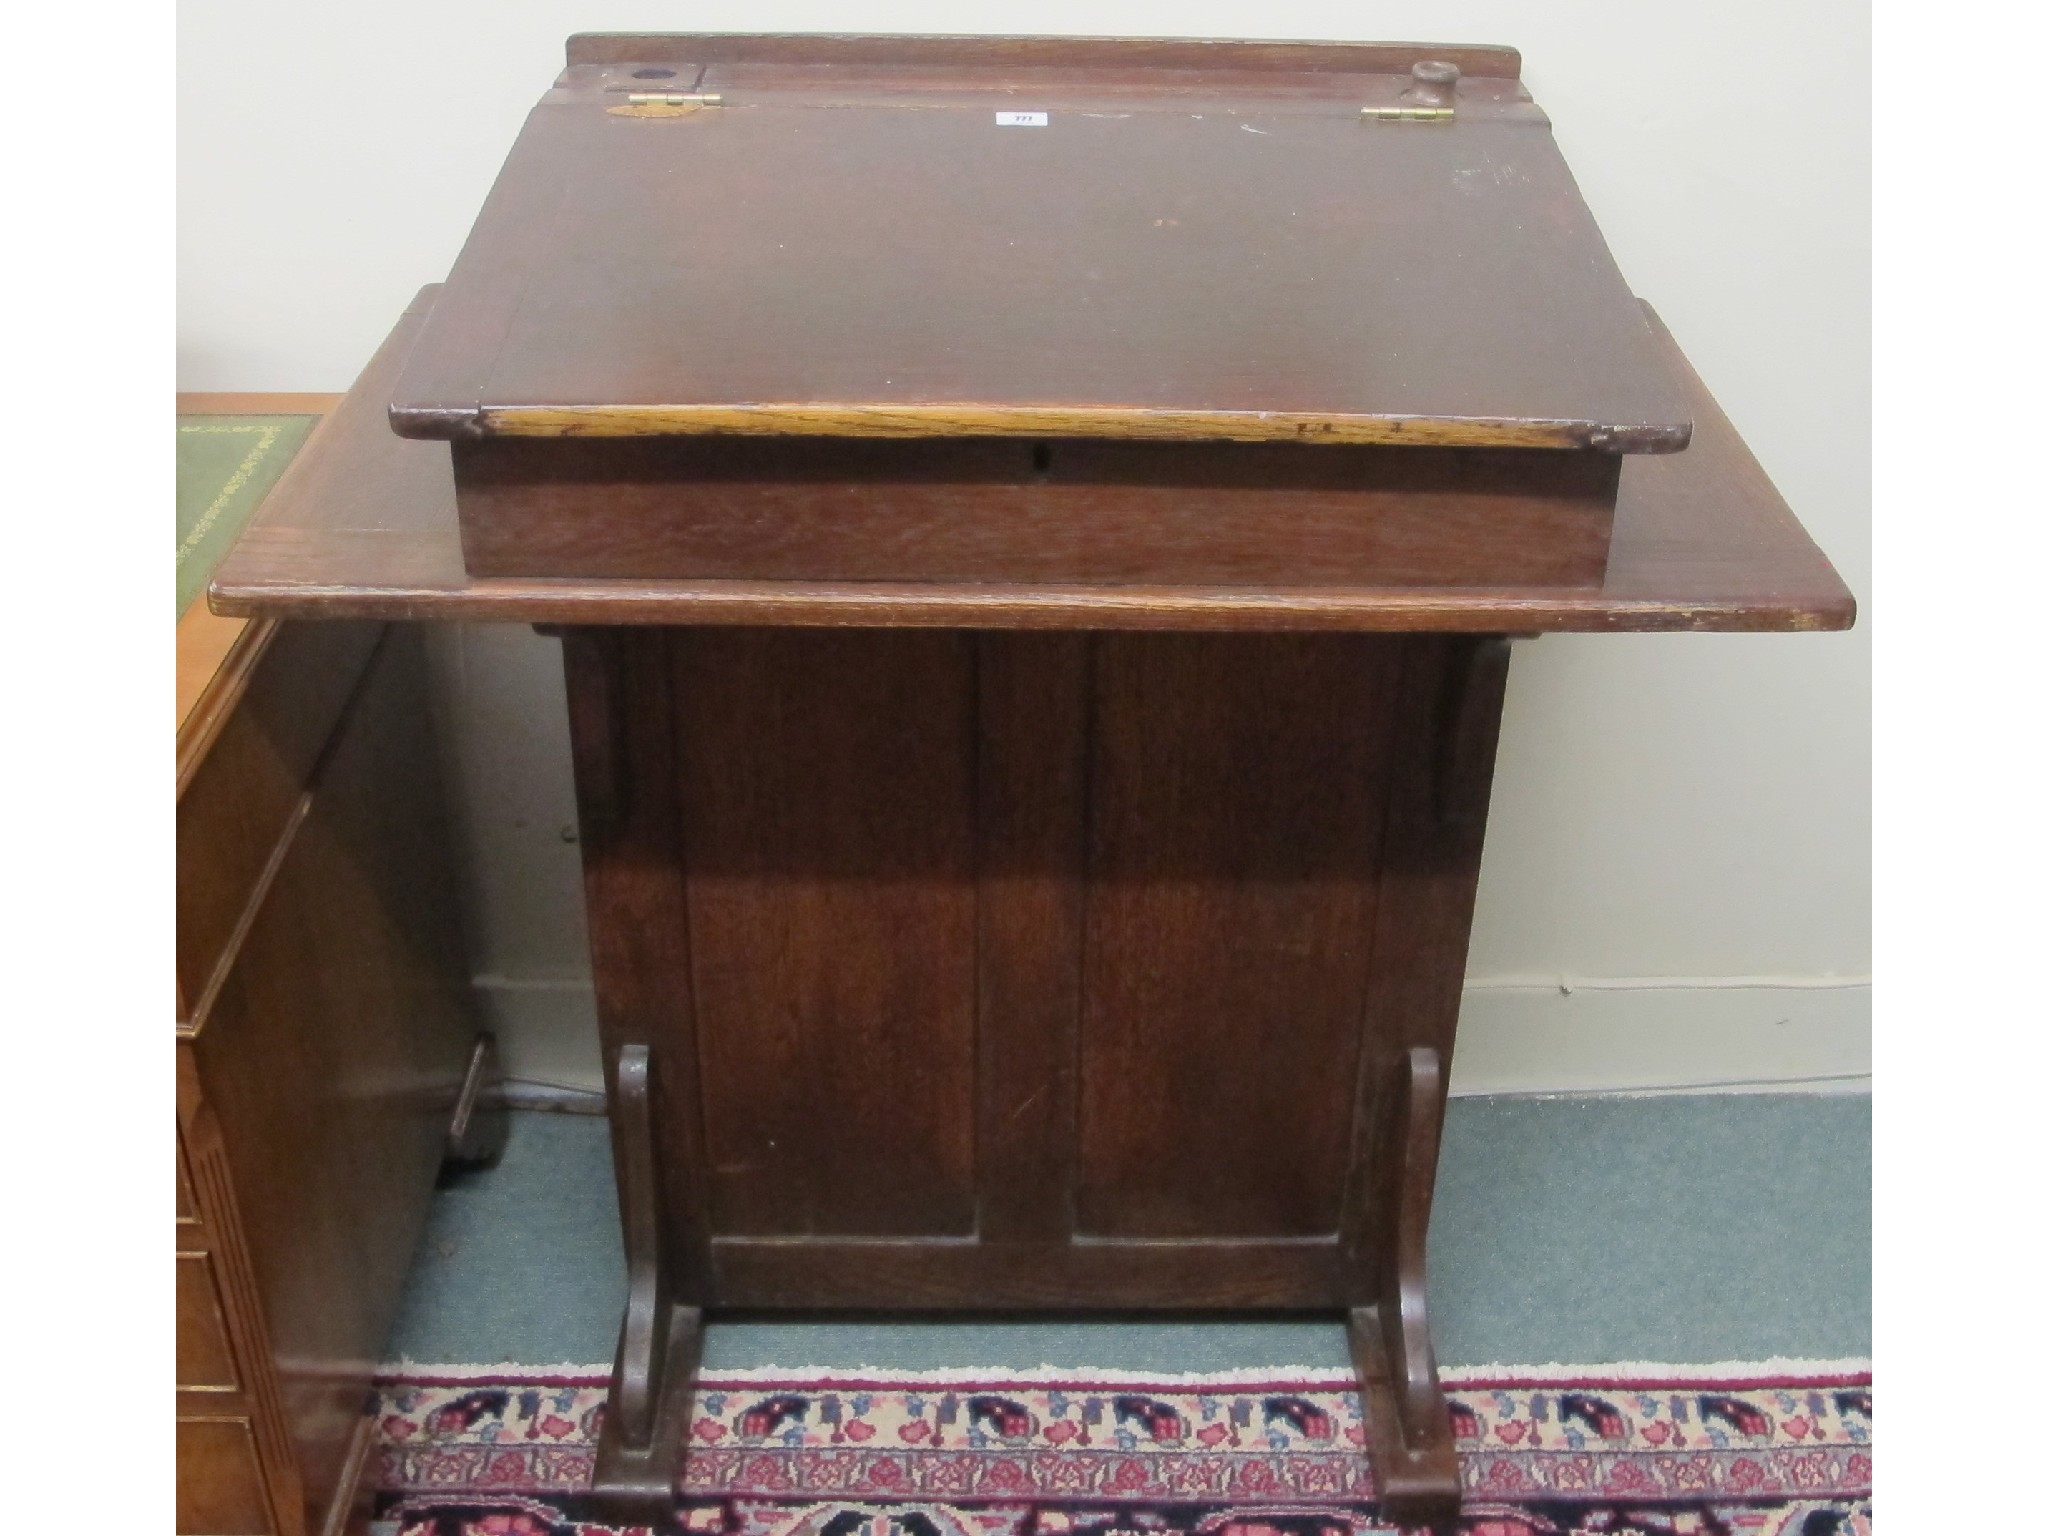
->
[{"left": 179, "top": 0, "right": 1870, "bottom": 1095}]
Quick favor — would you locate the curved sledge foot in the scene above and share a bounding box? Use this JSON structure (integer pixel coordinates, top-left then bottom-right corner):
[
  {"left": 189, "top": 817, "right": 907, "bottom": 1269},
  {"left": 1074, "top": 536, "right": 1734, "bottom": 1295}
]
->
[
  {"left": 589, "top": 1044, "right": 700, "bottom": 1528},
  {"left": 1349, "top": 1047, "right": 1460, "bottom": 1529}
]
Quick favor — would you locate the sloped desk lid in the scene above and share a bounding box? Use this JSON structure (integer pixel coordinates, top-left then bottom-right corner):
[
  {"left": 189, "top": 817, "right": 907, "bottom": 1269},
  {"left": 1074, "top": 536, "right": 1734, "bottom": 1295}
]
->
[{"left": 390, "top": 34, "right": 1693, "bottom": 454}]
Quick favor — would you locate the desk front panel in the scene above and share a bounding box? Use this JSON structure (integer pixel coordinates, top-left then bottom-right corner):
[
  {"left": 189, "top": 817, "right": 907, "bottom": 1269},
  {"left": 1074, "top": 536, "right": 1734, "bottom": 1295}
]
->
[
  {"left": 452, "top": 437, "right": 1621, "bottom": 589},
  {"left": 564, "top": 627, "right": 1502, "bottom": 1308}
]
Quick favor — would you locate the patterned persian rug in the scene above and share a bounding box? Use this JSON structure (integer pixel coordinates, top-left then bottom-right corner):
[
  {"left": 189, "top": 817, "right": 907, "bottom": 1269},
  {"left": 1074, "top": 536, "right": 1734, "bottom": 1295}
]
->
[{"left": 368, "top": 1363, "right": 1871, "bottom": 1536}]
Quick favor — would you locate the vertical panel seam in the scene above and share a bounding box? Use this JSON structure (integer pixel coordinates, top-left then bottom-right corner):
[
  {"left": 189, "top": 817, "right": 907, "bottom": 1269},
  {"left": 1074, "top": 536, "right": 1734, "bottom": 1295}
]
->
[
  {"left": 1067, "top": 633, "right": 1100, "bottom": 1240},
  {"left": 968, "top": 632, "right": 987, "bottom": 1239}
]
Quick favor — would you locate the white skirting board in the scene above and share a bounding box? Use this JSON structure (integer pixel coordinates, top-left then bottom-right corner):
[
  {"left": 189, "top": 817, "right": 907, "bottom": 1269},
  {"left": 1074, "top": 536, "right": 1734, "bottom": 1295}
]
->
[
  {"left": 473, "top": 976, "right": 605, "bottom": 1098},
  {"left": 1449, "top": 977, "right": 1870, "bottom": 1095},
  {"left": 472, "top": 974, "right": 1871, "bottom": 1101}
]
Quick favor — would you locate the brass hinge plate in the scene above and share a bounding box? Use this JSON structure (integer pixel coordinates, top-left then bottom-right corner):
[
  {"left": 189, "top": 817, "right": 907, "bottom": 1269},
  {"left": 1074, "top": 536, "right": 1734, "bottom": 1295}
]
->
[
  {"left": 608, "top": 92, "right": 724, "bottom": 118},
  {"left": 1359, "top": 106, "right": 1455, "bottom": 123}
]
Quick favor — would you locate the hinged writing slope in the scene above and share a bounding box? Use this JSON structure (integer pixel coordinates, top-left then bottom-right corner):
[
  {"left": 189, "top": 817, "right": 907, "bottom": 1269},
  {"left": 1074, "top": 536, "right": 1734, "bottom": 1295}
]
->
[
  {"left": 393, "top": 35, "right": 1687, "bottom": 447},
  {"left": 390, "top": 34, "right": 1692, "bottom": 588}
]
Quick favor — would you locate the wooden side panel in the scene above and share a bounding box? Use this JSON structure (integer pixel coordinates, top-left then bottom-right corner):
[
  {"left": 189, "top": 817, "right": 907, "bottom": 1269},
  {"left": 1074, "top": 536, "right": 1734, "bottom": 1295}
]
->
[
  {"left": 562, "top": 629, "right": 716, "bottom": 1298},
  {"left": 175, "top": 621, "right": 382, "bottom": 1022},
  {"left": 1076, "top": 635, "right": 1403, "bottom": 1238},
  {"left": 670, "top": 629, "right": 981, "bottom": 1237},
  {"left": 178, "top": 1418, "right": 276, "bottom": 1534},
  {"left": 190, "top": 628, "right": 476, "bottom": 1534},
  {"left": 1342, "top": 636, "right": 1511, "bottom": 1291}
]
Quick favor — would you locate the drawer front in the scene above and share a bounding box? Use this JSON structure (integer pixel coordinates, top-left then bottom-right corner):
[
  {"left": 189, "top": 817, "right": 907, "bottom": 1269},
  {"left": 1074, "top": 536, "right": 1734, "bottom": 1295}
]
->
[
  {"left": 176, "top": 1418, "right": 274, "bottom": 1534},
  {"left": 177, "top": 1252, "right": 240, "bottom": 1391}
]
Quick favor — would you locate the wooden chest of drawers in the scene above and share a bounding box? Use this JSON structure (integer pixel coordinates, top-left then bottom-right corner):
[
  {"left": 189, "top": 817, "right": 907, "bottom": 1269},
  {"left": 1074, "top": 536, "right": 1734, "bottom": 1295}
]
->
[{"left": 176, "top": 397, "right": 494, "bottom": 1535}]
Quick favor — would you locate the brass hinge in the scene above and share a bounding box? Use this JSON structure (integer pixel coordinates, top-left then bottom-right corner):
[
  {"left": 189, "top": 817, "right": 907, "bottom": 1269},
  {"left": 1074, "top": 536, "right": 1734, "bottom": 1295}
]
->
[
  {"left": 1362, "top": 60, "right": 1460, "bottom": 124},
  {"left": 607, "top": 91, "right": 724, "bottom": 119},
  {"left": 1359, "top": 106, "right": 1455, "bottom": 123}
]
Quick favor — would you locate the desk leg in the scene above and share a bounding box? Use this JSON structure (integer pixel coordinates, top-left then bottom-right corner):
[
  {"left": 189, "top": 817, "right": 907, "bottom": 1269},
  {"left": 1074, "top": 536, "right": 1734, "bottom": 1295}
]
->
[
  {"left": 591, "top": 1043, "right": 702, "bottom": 1521},
  {"left": 1345, "top": 634, "right": 1513, "bottom": 1527},
  {"left": 1349, "top": 1046, "right": 1459, "bottom": 1528},
  {"left": 561, "top": 628, "right": 713, "bottom": 1526}
]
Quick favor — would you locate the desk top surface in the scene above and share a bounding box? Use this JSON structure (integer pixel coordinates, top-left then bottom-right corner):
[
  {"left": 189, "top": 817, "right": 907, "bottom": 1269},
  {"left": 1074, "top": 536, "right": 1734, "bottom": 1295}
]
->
[
  {"left": 211, "top": 287, "right": 1852, "bottom": 634},
  {"left": 177, "top": 394, "right": 337, "bottom": 760},
  {"left": 390, "top": 33, "right": 1690, "bottom": 455}
]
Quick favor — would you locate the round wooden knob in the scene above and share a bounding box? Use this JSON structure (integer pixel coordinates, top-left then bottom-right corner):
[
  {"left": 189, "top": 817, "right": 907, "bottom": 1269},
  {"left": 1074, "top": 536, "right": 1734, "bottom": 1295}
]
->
[{"left": 1405, "top": 60, "right": 1461, "bottom": 107}]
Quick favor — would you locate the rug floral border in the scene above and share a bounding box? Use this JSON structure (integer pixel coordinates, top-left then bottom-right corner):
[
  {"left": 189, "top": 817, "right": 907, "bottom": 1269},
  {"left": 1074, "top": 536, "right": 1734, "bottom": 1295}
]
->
[{"left": 370, "top": 1364, "right": 1869, "bottom": 1533}]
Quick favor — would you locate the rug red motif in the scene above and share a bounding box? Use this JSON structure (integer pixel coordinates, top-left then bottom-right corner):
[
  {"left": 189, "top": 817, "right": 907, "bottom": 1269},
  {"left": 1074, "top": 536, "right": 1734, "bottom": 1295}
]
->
[{"left": 368, "top": 1364, "right": 1871, "bottom": 1536}]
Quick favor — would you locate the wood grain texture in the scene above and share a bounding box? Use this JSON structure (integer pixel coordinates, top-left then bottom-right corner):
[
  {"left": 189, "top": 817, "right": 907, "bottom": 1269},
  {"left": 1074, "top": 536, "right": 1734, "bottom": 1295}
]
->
[
  {"left": 177, "top": 603, "right": 254, "bottom": 738},
  {"left": 668, "top": 628, "right": 981, "bottom": 1238},
  {"left": 470, "top": 403, "right": 1605, "bottom": 450},
  {"left": 179, "top": 392, "right": 342, "bottom": 417},
  {"left": 177, "top": 1417, "right": 276, "bottom": 1534},
  {"left": 180, "top": 1044, "right": 303, "bottom": 1531},
  {"left": 176, "top": 620, "right": 383, "bottom": 1026},
  {"left": 1076, "top": 635, "right": 1401, "bottom": 1238},
  {"left": 177, "top": 1251, "right": 242, "bottom": 1390},
  {"left": 390, "top": 39, "right": 1687, "bottom": 454},
  {"left": 559, "top": 630, "right": 716, "bottom": 1300},
  {"left": 212, "top": 290, "right": 1854, "bottom": 633},
  {"left": 192, "top": 640, "right": 459, "bottom": 1529},
  {"left": 973, "top": 634, "right": 1090, "bottom": 1245},
  {"left": 1339, "top": 636, "right": 1510, "bottom": 1307},
  {"left": 451, "top": 436, "right": 1619, "bottom": 587},
  {"left": 179, "top": 629, "right": 478, "bottom": 1535},
  {"left": 706, "top": 1237, "right": 1348, "bottom": 1309},
  {"left": 548, "top": 629, "right": 1498, "bottom": 1314}
]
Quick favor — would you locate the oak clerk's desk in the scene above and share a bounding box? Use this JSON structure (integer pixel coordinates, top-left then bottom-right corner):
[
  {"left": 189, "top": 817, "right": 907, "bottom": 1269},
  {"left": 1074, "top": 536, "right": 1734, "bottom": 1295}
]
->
[{"left": 212, "top": 33, "right": 1853, "bottom": 1529}]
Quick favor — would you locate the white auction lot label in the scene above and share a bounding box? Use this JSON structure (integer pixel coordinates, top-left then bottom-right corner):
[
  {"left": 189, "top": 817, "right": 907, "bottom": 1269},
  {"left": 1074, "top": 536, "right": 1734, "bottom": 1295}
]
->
[{"left": 995, "top": 111, "right": 1050, "bottom": 126}]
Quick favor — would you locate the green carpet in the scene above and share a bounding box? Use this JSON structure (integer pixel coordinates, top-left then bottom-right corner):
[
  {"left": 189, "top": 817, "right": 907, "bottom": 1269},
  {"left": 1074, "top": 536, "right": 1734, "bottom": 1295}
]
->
[
  {"left": 385, "top": 1092, "right": 1870, "bottom": 1370},
  {"left": 176, "top": 415, "right": 316, "bottom": 616}
]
